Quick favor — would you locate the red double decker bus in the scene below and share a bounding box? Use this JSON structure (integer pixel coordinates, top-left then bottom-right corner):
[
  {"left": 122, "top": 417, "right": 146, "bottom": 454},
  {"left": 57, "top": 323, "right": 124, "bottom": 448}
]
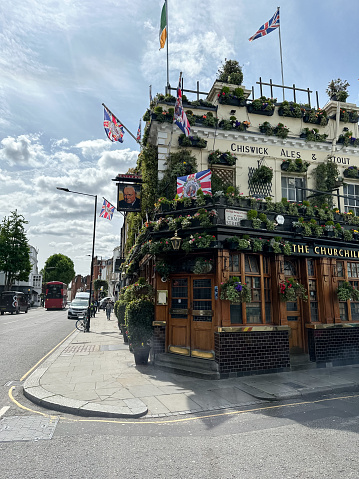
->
[{"left": 45, "top": 281, "right": 67, "bottom": 310}]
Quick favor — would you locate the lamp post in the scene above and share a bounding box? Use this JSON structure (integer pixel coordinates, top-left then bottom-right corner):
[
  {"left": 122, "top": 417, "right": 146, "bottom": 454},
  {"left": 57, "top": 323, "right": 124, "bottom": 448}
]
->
[{"left": 57, "top": 187, "right": 97, "bottom": 332}]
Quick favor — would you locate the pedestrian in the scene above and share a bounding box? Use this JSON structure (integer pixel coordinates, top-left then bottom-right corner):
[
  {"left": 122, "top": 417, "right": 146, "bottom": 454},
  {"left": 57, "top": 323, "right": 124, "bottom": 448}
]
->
[
  {"left": 105, "top": 301, "right": 112, "bottom": 321},
  {"left": 90, "top": 301, "right": 96, "bottom": 318}
]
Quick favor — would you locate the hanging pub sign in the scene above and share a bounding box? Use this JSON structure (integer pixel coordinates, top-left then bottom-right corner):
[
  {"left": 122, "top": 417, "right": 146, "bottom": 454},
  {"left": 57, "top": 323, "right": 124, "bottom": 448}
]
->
[{"left": 112, "top": 174, "right": 142, "bottom": 212}]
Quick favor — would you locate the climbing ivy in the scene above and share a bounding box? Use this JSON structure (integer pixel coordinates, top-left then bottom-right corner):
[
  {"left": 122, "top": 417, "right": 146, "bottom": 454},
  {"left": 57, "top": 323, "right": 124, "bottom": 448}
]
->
[
  {"left": 137, "top": 144, "right": 158, "bottom": 216},
  {"left": 125, "top": 212, "right": 143, "bottom": 255},
  {"left": 313, "top": 161, "right": 340, "bottom": 207},
  {"left": 157, "top": 149, "right": 197, "bottom": 200}
]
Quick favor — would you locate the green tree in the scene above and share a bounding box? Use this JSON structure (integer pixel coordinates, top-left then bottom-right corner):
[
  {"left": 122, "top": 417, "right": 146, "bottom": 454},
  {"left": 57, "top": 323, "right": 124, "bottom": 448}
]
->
[
  {"left": 42, "top": 254, "right": 75, "bottom": 286},
  {"left": 94, "top": 279, "right": 108, "bottom": 296},
  {"left": 0, "top": 210, "right": 32, "bottom": 291},
  {"left": 217, "top": 59, "right": 243, "bottom": 85}
]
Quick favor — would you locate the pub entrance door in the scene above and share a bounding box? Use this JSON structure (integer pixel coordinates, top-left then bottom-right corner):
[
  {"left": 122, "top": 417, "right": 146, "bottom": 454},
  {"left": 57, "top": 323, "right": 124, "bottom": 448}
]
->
[
  {"left": 284, "top": 258, "right": 304, "bottom": 352},
  {"left": 168, "top": 276, "right": 215, "bottom": 359}
]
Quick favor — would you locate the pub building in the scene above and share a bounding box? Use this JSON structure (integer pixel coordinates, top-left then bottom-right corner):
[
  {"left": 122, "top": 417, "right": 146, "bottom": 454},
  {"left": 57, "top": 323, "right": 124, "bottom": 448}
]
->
[{"left": 118, "top": 71, "right": 359, "bottom": 378}]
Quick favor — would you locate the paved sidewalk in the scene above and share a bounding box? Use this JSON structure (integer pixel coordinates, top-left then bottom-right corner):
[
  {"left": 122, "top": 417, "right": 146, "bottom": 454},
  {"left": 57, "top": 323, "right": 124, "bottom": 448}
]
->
[{"left": 24, "top": 311, "right": 359, "bottom": 419}]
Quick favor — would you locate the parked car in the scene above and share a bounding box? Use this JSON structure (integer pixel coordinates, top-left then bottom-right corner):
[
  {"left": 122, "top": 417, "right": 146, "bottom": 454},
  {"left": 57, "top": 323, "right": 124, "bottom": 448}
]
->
[
  {"left": 0, "top": 291, "right": 29, "bottom": 315},
  {"left": 75, "top": 292, "right": 90, "bottom": 300},
  {"left": 99, "top": 297, "right": 114, "bottom": 310},
  {"left": 67, "top": 299, "right": 89, "bottom": 319}
]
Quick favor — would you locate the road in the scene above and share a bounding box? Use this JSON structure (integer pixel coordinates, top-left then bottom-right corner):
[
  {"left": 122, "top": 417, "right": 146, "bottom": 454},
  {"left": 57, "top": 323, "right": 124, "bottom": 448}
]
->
[{"left": 1, "top": 308, "right": 359, "bottom": 478}]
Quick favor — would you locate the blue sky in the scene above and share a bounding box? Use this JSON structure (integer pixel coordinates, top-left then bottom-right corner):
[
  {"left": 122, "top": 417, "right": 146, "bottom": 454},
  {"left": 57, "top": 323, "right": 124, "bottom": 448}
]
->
[{"left": 1, "top": 0, "right": 359, "bottom": 275}]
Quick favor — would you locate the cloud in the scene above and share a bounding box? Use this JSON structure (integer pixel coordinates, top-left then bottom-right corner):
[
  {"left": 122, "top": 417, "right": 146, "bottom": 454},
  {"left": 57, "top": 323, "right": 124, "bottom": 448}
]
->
[{"left": 0, "top": 134, "right": 47, "bottom": 167}]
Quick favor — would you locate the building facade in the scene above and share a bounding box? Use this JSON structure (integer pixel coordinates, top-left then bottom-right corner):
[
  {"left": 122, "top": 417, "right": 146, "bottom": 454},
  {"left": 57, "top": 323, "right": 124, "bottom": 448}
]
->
[{"left": 121, "top": 76, "right": 359, "bottom": 377}]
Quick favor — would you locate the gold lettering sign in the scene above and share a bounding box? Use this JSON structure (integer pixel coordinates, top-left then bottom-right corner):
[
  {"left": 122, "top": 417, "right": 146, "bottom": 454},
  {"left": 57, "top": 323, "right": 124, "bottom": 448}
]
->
[{"left": 292, "top": 244, "right": 359, "bottom": 259}]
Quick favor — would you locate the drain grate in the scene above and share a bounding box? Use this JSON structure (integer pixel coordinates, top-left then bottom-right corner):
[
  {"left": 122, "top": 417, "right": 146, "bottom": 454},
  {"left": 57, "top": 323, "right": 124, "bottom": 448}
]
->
[
  {"left": 0, "top": 416, "right": 59, "bottom": 442},
  {"left": 62, "top": 344, "right": 100, "bottom": 354}
]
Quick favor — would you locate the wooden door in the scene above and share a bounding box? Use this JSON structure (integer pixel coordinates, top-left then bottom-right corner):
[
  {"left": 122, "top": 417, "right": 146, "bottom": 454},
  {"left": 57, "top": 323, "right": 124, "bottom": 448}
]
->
[
  {"left": 168, "top": 276, "right": 214, "bottom": 358},
  {"left": 284, "top": 259, "right": 304, "bottom": 352}
]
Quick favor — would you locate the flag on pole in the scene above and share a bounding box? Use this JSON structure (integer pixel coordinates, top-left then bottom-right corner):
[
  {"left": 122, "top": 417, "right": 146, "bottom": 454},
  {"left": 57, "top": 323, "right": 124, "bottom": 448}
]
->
[
  {"left": 159, "top": 1, "right": 167, "bottom": 49},
  {"left": 99, "top": 198, "right": 115, "bottom": 221},
  {"left": 136, "top": 120, "right": 141, "bottom": 142},
  {"left": 103, "top": 106, "right": 124, "bottom": 142},
  {"left": 249, "top": 8, "right": 280, "bottom": 42},
  {"left": 174, "top": 73, "right": 191, "bottom": 137},
  {"left": 176, "top": 170, "right": 212, "bottom": 198}
]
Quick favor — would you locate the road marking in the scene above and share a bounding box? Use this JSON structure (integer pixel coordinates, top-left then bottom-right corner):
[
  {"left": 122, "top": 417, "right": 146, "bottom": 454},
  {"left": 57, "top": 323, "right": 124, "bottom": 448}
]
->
[
  {"left": 8, "top": 386, "right": 359, "bottom": 425},
  {"left": 0, "top": 406, "right": 10, "bottom": 418},
  {"left": 20, "top": 329, "right": 76, "bottom": 381}
]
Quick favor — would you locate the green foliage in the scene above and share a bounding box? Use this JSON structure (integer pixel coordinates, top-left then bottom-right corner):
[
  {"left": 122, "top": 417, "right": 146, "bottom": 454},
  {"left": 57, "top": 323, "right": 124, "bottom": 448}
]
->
[
  {"left": 94, "top": 279, "right": 108, "bottom": 295},
  {"left": 123, "top": 278, "right": 154, "bottom": 303},
  {"left": 125, "top": 213, "right": 143, "bottom": 254},
  {"left": 279, "top": 278, "right": 308, "bottom": 302},
  {"left": 217, "top": 59, "right": 243, "bottom": 85},
  {"left": 115, "top": 300, "right": 126, "bottom": 330},
  {"left": 138, "top": 144, "right": 158, "bottom": 216},
  {"left": 125, "top": 299, "right": 154, "bottom": 348},
  {"left": 313, "top": 161, "right": 340, "bottom": 208},
  {"left": 326, "top": 78, "right": 349, "bottom": 101},
  {"left": 43, "top": 253, "right": 75, "bottom": 286},
  {"left": 337, "top": 281, "right": 359, "bottom": 301},
  {"left": 220, "top": 276, "right": 251, "bottom": 303},
  {"left": 279, "top": 101, "right": 303, "bottom": 118},
  {"left": 250, "top": 165, "right": 273, "bottom": 185},
  {"left": 157, "top": 149, "right": 197, "bottom": 200},
  {"left": 0, "top": 210, "right": 31, "bottom": 290}
]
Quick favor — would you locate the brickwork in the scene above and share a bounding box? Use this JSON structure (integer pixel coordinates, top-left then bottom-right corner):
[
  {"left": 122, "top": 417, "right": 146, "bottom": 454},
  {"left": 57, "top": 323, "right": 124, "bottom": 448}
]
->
[
  {"left": 214, "top": 331, "right": 290, "bottom": 377},
  {"left": 307, "top": 328, "right": 359, "bottom": 365},
  {"left": 152, "top": 325, "right": 166, "bottom": 358}
]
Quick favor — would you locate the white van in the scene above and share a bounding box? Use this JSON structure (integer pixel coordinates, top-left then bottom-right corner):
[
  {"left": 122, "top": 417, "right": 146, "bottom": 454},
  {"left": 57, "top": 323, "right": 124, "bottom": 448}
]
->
[{"left": 75, "top": 292, "right": 90, "bottom": 300}]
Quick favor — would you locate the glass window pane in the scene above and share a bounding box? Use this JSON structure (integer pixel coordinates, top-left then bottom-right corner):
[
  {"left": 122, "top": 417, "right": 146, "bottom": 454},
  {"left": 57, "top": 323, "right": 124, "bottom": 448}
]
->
[
  {"left": 246, "top": 304, "right": 262, "bottom": 323},
  {"left": 230, "top": 304, "right": 243, "bottom": 324}
]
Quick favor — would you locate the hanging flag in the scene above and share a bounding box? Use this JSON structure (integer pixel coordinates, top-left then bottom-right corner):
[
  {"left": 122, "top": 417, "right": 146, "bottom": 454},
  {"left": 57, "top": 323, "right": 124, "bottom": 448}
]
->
[
  {"left": 249, "top": 8, "right": 280, "bottom": 42},
  {"left": 136, "top": 120, "right": 141, "bottom": 142},
  {"left": 103, "top": 106, "right": 124, "bottom": 142},
  {"left": 174, "top": 73, "right": 191, "bottom": 137},
  {"left": 159, "top": 2, "right": 167, "bottom": 49},
  {"left": 99, "top": 198, "right": 115, "bottom": 221},
  {"left": 176, "top": 170, "right": 212, "bottom": 198}
]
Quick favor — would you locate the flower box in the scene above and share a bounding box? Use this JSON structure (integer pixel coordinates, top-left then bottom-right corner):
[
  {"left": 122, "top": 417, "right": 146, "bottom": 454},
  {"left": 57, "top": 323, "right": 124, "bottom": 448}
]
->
[
  {"left": 247, "top": 104, "right": 274, "bottom": 116},
  {"left": 219, "top": 97, "right": 246, "bottom": 107}
]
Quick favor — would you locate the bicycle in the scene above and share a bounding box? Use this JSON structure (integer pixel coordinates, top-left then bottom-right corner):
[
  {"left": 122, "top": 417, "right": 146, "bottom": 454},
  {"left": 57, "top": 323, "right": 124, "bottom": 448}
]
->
[{"left": 75, "top": 313, "right": 88, "bottom": 332}]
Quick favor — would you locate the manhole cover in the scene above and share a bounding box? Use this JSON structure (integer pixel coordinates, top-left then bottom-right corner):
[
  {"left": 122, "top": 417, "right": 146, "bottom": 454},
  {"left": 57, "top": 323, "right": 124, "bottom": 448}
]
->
[
  {"left": 0, "top": 416, "right": 59, "bottom": 442},
  {"left": 62, "top": 344, "right": 100, "bottom": 354}
]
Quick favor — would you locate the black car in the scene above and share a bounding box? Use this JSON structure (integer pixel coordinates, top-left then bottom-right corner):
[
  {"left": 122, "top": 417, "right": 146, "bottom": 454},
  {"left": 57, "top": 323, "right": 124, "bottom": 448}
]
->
[{"left": 0, "top": 291, "right": 29, "bottom": 315}]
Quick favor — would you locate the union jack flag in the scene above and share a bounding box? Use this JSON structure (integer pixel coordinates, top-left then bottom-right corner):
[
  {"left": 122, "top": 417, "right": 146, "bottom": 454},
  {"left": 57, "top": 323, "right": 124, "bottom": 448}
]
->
[
  {"left": 136, "top": 120, "right": 141, "bottom": 142},
  {"left": 174, "top": 73, "right": 191, "bottom": 137},
  {"left": 99, "top": 198, "right": 115, "bottom": 221},
  {"left": 176, "top": 170, "right": 212, "bottom": 198},
  {"left": 103, "top": 107, "right": 124, "bottom": 142},
  {"left": 249, "top": 8, "right": 280, "bottom": 42}
]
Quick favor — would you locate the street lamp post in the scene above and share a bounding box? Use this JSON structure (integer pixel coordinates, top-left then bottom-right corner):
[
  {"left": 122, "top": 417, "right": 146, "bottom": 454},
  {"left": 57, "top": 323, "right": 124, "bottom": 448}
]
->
[{"left": 57, "top": 187, "right": 97, "bottom": 332}]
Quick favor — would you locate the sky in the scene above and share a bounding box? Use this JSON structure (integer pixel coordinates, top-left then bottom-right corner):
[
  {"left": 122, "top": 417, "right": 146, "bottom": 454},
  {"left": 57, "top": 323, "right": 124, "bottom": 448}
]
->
[{"left": 1, "top": 0, "right": 359, "bottom": 276}]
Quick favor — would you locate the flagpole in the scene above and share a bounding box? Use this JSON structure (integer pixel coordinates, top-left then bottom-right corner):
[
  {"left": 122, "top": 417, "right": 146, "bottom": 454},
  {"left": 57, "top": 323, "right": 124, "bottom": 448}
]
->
[
  {"left": 102, "top": 103, "right": 140, "bottom": 144},
  {"left": 277, "top": 6, "right": 285, "bottom": 101},
  {"left": 166, "top": 0, "right": 169, "bottom": 92}
]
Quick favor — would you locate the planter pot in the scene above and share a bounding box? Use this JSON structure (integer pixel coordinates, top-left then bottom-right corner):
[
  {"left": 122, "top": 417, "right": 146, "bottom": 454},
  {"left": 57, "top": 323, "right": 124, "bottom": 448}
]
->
[
  {"left": 209, "top": 240, "right": 220, "bottom": 249},
  {"left": 226, "top": 241, "right": 238, "bottom": 250},
  {"left": 133, "top": 346, "right": 150, "bottom": 365},
  {"left": 247, "top": 104, "right": 274, "bottom": 116},
  {"left": 241, "top": 219, "right": 253, "bottom": 228},
  {"left": 325, "top": 230, "right": 335, "bottom": 237},
  {"left": 293, "top": 226, "right": 305, "bottom": 235},
  {"left": 281, "top": 161, "right": 290, "bottom": 171},
  {"left": 343, "top": 169, "right": 359, "bottom": 179}
]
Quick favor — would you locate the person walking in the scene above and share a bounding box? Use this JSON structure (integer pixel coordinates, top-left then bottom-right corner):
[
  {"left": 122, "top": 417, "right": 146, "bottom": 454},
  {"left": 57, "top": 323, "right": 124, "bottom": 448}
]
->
[
  {"left": 90, "top": 301, "right": 96, "bottom": 318},
  {"left": 105, "top": 301, "right": 112, "bottom": 321}
]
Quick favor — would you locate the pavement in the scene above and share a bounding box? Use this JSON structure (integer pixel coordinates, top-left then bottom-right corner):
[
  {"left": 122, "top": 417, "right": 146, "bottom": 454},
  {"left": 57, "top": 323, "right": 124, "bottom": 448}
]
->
[{"left": 23, "top": 310, "right": 359, "bottom": 419}]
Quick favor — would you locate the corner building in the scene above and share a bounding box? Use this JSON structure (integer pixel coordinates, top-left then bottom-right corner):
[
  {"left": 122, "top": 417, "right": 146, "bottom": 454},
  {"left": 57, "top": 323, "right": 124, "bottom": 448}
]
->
[{"left": 123, "top": 75, "right": 359, "bottom": 378}]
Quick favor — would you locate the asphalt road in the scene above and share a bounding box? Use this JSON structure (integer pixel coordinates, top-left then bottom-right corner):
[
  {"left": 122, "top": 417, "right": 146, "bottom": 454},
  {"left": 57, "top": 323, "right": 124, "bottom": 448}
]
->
[{"left": 1, "top": 308, "right": 359, "bottom": 478}]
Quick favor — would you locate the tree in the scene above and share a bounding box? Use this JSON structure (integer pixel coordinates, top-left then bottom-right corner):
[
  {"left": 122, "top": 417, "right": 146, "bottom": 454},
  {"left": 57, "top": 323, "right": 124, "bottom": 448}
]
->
[
  {"left": 42, "top": 254, "right": 75, "bottom": 286},
  {"left": 94, "top": 279, "right": 108, "bottom": 297},
  {"left": 0, "top": 210, "right": 32, "bottom": 291}
]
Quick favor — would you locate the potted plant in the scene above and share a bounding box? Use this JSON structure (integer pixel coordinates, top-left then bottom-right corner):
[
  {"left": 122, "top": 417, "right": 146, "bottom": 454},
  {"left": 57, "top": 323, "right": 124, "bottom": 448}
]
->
[
  {"left": 193, "top": 257, "right": 213, "bottom": 274},
  {"left": 326, "top": 78, "right": 350, "bottom": 102},
  {"left": 303, "top": 108, "right": 328, "bottom": 126},
  {"left": 247, "top": 96, "right": 276, "bottom": 115},
  {"left": 178, "top": 134, "right": 207, "bottom": 148},
  {"left": 154, "top": 260, "right": 172, "bottom": 281},
  {"left": 220, "top": 276, "right": 251, "bottom": 303},
  {"left": 337, "top": 281, "right": 359, "bottom": 301},
  {"left": 343, "top": 166, "right": 359, "bottom": 178},
  {"left": 259, "top": 121, "right": 273, "bottom": 135},
  {"left": 273, "top": 123, "right": 289, "bottom": 139},
  {"left": 279, "top": 278, "right": 308, "bottom": 302},
  {"left": 217, "top": 59, "right": 244, "bottom": 85},
  {"left": 278, "top": 101, "right": 303, "bottom": 118},
  {"left": 250, "top": 165, "right": 273, "bottom": 185},
  {"left": 125, "top": 298, "right": 154, "bottom": 365}
]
